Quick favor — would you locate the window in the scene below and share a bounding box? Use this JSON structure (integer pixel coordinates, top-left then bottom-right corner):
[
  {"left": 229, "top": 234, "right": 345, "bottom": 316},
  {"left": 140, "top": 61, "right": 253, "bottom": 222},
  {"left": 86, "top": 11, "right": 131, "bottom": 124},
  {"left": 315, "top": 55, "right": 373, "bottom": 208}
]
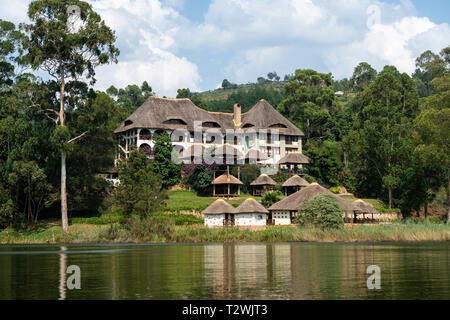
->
[
  {"left": 242, "top": 123, "right": 255, "bottom": 128},
  {"left": 163, "top": 119, "right": 187, "bottom": 125},
  {"left": 124, "top": 120, "right": 133, "bottom": 126},
  {"left": 285, "top": 136, "right": 298, "bottom": 145},
  {"left": 269, "top": 123, "right": 287, "bottom": 129},
  {"left": 202, "top": 121, "right": 221, "bottom": 128},
  {"left": 286, "top": 147, "right": 298, "bottom": 154}
]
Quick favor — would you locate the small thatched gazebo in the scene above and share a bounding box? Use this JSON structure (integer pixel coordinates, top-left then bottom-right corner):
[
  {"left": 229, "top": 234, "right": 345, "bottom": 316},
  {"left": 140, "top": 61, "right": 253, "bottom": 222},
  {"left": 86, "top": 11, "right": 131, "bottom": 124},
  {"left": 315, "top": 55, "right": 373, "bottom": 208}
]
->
[
  {"left": 279, "top": 152, "right": 309, "bottom": 173},
  {"left": 235, "top": 198, "right": 269, "bottom": 226},
  {"left": 282, "top": 174, "right": 310, "bottom": 195},
  {"left": 352, "top": 199, "right": 379, "bottom": 223},
  {"left": 250, "top": 174, "right": 277, "bottom": 196},
  {"left": 212, "top": 173, "right": 243, "bottom": 198},
  {"left": 202, "top": 199, "right": 236, "bottom": 227},
  {"left": 268, "top": 182, "right": 353, "bottom": 225}
]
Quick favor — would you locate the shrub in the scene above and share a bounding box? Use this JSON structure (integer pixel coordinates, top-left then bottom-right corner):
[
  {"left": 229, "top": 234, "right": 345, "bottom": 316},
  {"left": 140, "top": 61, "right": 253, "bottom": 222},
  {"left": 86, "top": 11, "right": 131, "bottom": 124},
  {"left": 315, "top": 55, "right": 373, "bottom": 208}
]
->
[
  {"left": 156, "top": 213, "right": 203, "bottom": 225},
  {"left": 261, "top": 191, "right": 282, "bottom": 208},
  {"left": 329, "top": 186, "right": 340, "bottom": 194},
  {"left": 294, "top": 194, "right": 344, "bottom": 229},
  {"left": 126, "top": 215, "right": 175, "bottom": 241},
  {"left": 303, "top": 174, "right": 316, "bottom": 183}
]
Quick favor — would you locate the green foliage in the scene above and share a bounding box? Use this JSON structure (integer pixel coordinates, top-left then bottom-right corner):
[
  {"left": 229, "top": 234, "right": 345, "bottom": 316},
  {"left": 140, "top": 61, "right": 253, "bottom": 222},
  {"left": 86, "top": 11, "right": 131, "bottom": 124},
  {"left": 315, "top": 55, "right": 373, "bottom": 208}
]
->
[
  {"left": 232, "top": 164, "right": 260, "bottom": 194},
  {"left": 110, "top": 150, "right": 167, "bottom": 217},
  {"left": 156, "top": 213, "right": 203, "bottom": 226},
  {"left": 351, "top": 62, "right": 377, "bottom": 92},
  {"left": 294, "top": 194, "right": 344, "bottom": 229},
  {"left": 261, "top": 192, "right": 282, "bottom": 208},
  {"left": 329, "top": 187, "right": 340, "bottom": 194},
  {"left": 126, "top": 215, "right": 175, "bottom": 241},
  {"left": 151, "top": 131, "right": 181, "bottom": 188},
  {"left": 303, "top": 174, "right": 316, "bottom": 183},
  {"left": 107, "top": 82, "right": 153, "bottom": 113},
  {"left": 304, "top": 140, "right": 341, "bottom": 187}
]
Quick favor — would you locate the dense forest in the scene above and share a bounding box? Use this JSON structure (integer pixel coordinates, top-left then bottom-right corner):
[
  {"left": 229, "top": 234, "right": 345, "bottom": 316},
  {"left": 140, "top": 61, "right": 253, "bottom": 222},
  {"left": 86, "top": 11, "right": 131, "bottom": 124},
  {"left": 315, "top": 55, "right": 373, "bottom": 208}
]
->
[{"left": 0, "top": 0, "right": 449, "bottom": 232}]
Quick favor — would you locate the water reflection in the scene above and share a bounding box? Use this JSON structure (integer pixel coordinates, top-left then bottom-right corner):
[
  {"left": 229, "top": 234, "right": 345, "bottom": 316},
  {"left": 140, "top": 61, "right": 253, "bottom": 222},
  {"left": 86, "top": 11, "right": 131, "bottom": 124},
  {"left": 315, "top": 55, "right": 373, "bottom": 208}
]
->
[
  {"left": 58, "top": 246, "right": 67, "bottom": 300},
  {"left": 0, "top": 243, "right": 448, "bottom": 300}
]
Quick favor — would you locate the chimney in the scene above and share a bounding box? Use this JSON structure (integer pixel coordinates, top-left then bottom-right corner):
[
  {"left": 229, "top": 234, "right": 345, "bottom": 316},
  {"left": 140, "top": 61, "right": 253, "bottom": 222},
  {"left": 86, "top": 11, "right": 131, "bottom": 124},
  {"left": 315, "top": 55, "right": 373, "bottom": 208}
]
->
[{"left": 233, "top": 103, "right": 241, "bottom": 126}]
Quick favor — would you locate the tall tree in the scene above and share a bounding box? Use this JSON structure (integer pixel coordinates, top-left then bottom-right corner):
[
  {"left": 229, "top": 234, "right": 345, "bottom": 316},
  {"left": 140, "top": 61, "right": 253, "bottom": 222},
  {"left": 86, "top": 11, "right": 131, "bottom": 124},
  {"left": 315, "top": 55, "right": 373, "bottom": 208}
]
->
[
  {"left": 414, "top": 72, "right": 450, "bottom": 222},
  {"left": 346, "top": 66, "right": 420, "bottom": 209},
  {"left": 20, "top": 0, "right": 119, "bottom": 233},
  {"left": 351, "top": 62, "right": 377, "bottom": 92}
]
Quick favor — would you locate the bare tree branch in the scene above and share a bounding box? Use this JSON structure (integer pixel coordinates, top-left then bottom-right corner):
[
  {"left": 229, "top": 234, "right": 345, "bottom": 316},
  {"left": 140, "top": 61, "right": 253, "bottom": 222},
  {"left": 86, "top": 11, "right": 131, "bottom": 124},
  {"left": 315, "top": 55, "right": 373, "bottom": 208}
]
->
[{"left": 67, "top": 131, "right": 88, "bottom": 144}]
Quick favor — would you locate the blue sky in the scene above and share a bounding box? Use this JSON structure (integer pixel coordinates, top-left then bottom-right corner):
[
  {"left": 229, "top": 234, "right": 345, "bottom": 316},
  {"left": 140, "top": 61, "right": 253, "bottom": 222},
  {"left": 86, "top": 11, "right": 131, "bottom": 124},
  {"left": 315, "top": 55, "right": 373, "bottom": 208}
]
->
[{"left": 2, "top": 0, "right": 449, "bottom": 97}]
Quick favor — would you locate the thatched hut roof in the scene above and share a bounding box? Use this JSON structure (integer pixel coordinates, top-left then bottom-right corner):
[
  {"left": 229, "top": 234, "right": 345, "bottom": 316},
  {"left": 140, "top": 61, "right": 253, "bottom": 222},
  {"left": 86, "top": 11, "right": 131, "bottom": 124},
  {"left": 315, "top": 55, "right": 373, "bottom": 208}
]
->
[
  {"left": 268, "top": 183, "right": 352, "bottom": 213},
  {"left": 212, "top": 173, "right": 243, "bottom": 185},
  {"left": 279, "top": 152, "right": 310, "bottom": 165},
  {"left": 352, "top": 199, "right": 378, "bottom": 214},
  {"left": 236, "top": 198, "right": 269, "bottom": 214},
  {"left": 282, "top": 174, "right": 310, "bottom": 187},
  {"left": 250, "top": 174, "right": 277, "bottom": 186},
  {"left": 114, "top": 97, "right": 304, "bottom": 136},
  {"left": 202, "top": 199, "right": 236, "bottom": 215}
]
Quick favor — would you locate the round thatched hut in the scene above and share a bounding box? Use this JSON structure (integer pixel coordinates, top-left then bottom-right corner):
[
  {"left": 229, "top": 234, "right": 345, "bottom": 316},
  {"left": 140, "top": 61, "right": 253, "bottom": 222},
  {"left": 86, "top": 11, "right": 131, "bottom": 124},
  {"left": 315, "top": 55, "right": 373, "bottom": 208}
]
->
[
  {"left": 250, "top": 174, "right": 277, "bottom": 196},
  {"left": 268, "top": 182, "right": 353, "bottom": 225},
  {"left": 212, "top": 173, "right": 243, "bottom": 198},
  {"left": 352, "top": 199, "right": 379, "bottom": 223},
  {"left": 279, "top": 152, "right": 309, "bottom": 173},
  {"left": 202, "top": 199, "right": 236, "bottom": 227},
  {"left": 235, "top": 198, "right": 269, "bottom": 226},
  {"left": 281, "top": 174, "right": 310, "bottom": 195}
]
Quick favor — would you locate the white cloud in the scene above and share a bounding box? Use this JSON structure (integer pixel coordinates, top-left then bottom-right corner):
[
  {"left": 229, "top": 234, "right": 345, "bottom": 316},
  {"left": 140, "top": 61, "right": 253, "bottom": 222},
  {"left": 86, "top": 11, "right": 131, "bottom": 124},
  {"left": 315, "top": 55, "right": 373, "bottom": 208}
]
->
[
  {"left": 88, "top": 0, "right": 200, "bottom": 96},
  {"left": 1, "top": 0, "right": 449, "bottom": 92}
]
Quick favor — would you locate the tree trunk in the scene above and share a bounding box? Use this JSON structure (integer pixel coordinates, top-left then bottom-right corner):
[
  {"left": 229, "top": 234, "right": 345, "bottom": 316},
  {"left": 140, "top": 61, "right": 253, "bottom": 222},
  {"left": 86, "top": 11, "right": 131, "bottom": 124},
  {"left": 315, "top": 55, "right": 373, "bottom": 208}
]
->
[
  {"left": 388, "top": 188, "right": 392, "bottom": 209},
  {"left": 60, "top": 76, "right": 69, "bottom": 233},
  {"left": 447, "top": 176, "right": 450, "bottom": 224}
]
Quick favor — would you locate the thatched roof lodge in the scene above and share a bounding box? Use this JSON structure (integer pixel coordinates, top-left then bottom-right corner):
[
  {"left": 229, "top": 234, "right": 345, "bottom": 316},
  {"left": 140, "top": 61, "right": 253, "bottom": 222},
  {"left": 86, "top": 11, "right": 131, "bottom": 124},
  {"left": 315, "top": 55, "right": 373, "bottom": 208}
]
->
[
  {"left": 212, "top": 173, "right": 243, "bottom": 198},
  {"left": 268, "top": 183, "right": 353, "bottom": 225},
  {"left": 235, "top": 198, "right": 269, "bottom": 226},
  {"left": 351, "top": 199, "right": 400, "bottom": 223},
  {"left": 282, "top": 174, "right": 309, "bottom": 195},
  {"left": 202, "top": 199, "right": 236, "bottom": 227},
  {"left": 250, "top": 174, "right": 277, "bottom": 196}
]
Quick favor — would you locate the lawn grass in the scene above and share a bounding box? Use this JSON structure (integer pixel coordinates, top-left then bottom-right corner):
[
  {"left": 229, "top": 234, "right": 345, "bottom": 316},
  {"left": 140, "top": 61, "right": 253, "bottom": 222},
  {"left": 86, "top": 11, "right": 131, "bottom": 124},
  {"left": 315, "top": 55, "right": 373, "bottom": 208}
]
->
[{"left": 163, "top": 190, "right": 264, "bottom": 211}]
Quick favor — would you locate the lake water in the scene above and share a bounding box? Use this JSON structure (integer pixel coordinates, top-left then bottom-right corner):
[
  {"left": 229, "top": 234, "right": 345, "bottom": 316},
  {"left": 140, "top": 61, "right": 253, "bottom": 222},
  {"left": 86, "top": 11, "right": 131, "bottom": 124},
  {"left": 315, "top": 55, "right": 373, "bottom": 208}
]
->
[{"left": 0, "top": 243, "right": 448, "bottom": 300}]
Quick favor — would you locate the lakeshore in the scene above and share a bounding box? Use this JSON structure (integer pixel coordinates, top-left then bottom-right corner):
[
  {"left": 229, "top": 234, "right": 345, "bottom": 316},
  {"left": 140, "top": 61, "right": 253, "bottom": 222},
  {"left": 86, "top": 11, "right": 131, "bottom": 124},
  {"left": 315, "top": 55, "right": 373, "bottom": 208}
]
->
[{"left": 1, "top": 220, "right": 448, "bottom": 244}]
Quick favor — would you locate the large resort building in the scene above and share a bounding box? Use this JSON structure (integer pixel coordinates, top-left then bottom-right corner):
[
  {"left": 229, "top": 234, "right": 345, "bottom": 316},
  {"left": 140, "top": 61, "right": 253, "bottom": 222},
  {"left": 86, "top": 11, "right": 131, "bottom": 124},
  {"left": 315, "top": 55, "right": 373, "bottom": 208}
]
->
[{"left": 114, "top": 96, "right": 305, "bottom": 166}]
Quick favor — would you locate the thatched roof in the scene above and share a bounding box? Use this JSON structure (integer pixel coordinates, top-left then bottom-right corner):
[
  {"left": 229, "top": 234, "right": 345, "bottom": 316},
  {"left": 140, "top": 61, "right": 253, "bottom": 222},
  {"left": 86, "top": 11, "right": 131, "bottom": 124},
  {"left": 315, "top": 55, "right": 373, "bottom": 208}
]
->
[
  {"left": 250, "top": 174, "right": 277, "bottom": 186},
  {"left": 212, "top": 173, "right": 243, "bottom": 185},
  {"left": 352, "top": 199, "right": 378, "bottom": 214},
  {"left": 114, "top": 97, "right": 304, "bottom": 136},
  {"left": 282, "top": 174, "right": 310, "bottom": 187},
  {"left": 268, "top": 183, "right": 352, "bottom": 213},
  {"left": 279, "top": 152, "right": 310, "bottom": 165},
  {"left": 202, "top": 199, "right": 236, "bottom": 215},
  {"left": 236, "top": 198, "right": 269, "bottom": 214}
]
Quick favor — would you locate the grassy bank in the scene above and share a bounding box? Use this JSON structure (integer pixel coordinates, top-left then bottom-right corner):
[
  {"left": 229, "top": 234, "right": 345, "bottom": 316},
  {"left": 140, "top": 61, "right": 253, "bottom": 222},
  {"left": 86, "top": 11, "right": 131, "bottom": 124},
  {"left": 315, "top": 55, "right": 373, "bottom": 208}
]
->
[
  {"left": 164, "top": 190, "right": 264, "bottom": 211},
  {"left": 1, "top": 220, "right": 449, "bottom": 244}
]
